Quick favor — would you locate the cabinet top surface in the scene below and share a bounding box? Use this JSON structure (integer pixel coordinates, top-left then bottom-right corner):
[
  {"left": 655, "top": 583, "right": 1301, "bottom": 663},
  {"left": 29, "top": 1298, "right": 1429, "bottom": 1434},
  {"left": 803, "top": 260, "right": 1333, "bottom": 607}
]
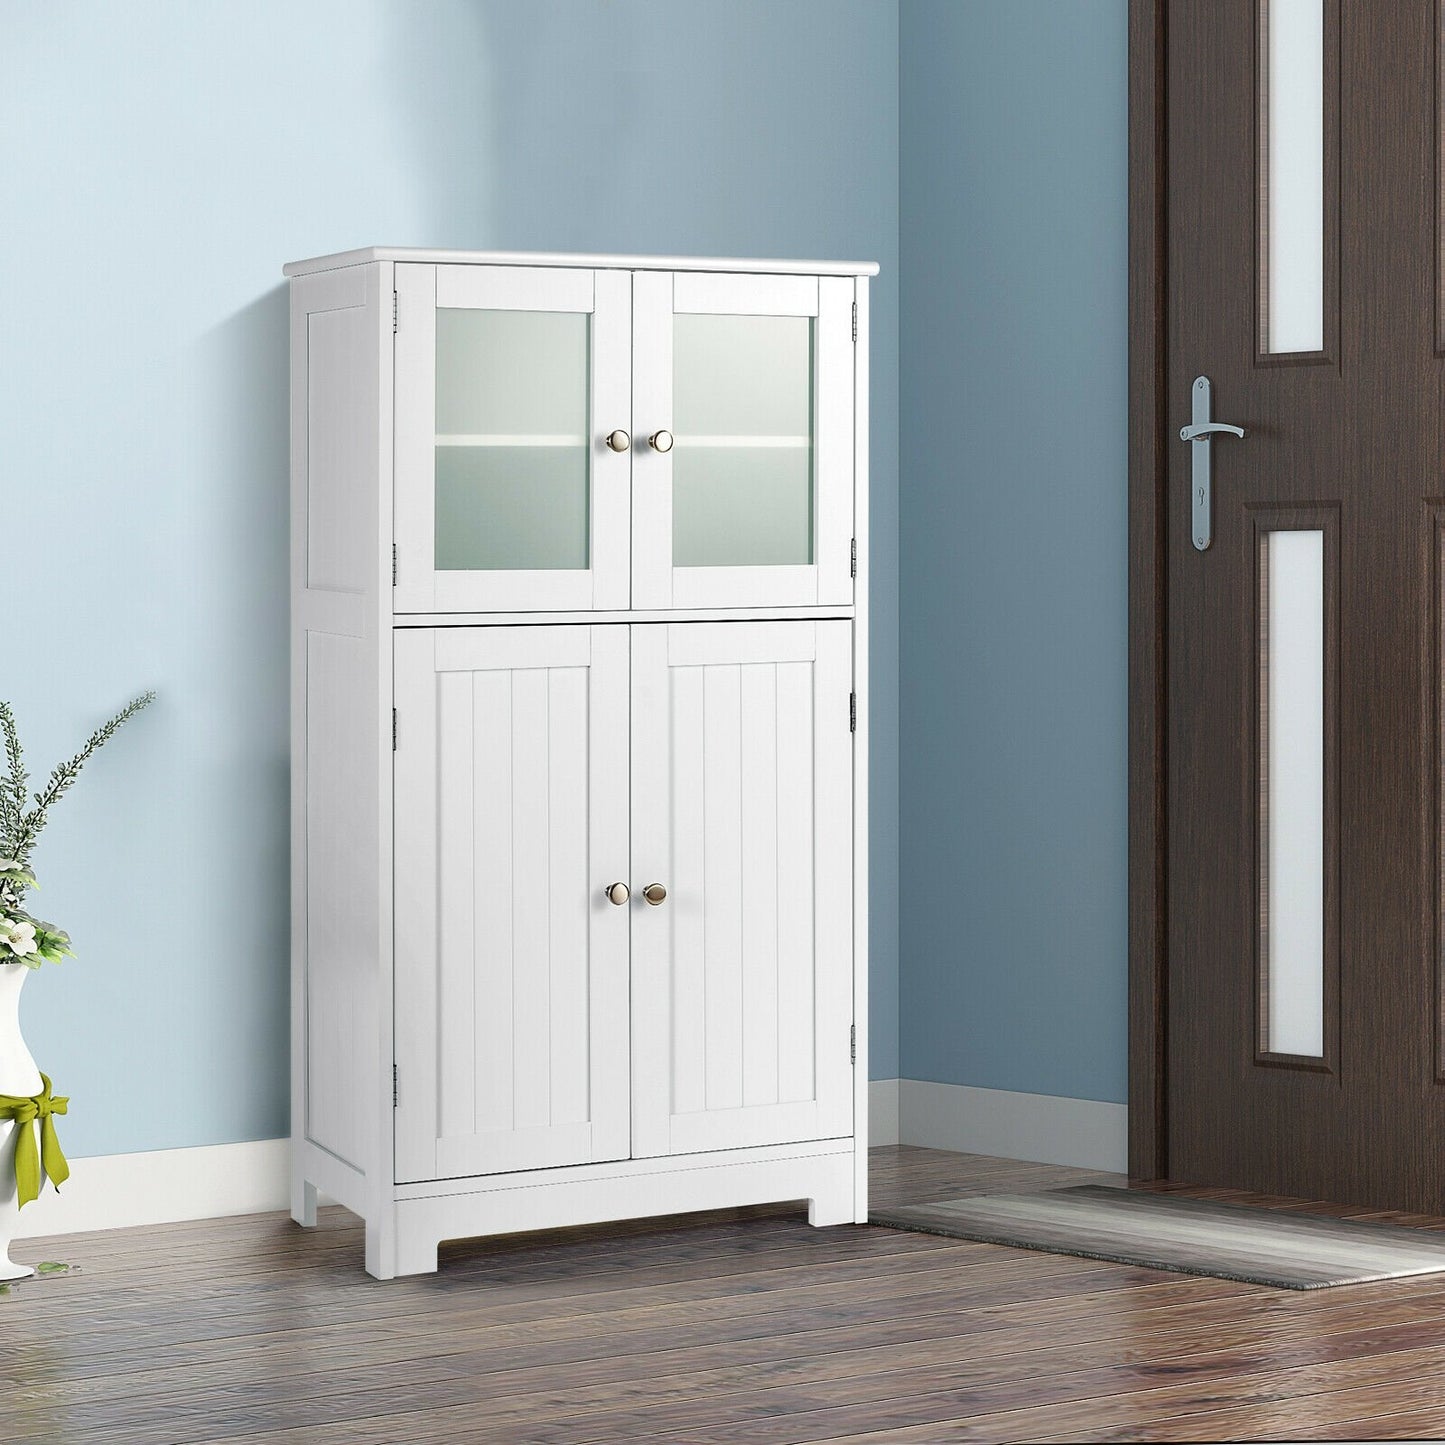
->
[{"left": 282, "top": 247, "right": 880, "bottom": 279}]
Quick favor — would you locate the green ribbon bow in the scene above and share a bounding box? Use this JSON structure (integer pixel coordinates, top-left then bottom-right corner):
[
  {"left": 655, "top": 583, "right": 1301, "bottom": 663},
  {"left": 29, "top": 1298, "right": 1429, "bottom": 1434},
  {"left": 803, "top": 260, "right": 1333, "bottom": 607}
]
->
[{"left": 0, "top": 1074, "right": 69, "bottom": 1208}]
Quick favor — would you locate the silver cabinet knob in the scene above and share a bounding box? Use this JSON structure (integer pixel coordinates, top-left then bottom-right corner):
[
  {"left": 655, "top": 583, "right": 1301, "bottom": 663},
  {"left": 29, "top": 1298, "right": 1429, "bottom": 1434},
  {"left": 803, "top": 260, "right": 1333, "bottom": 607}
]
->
[
  {"left": 605, "top": 882, "right": 630, "bottom": 906},
  {"left": 648, "top": 430, "right": 674, "bottom": 454},
  {"left": 642, "top": 883, "right": 667, "bottom": 906},
  {"left": 605, "top": 429, "right": 631, "bottom": 453}
]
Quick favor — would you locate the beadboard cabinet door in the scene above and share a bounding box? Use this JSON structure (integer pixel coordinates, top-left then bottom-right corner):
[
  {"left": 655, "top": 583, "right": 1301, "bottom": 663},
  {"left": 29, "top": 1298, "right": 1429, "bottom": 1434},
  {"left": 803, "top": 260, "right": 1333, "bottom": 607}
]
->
[
  {"left": 629, "top": 621, "right": 855, "bottom": 1156},
  {"left": 394, "top": 264, "right": 632, "bottom": 614},
  {"left": 631, "top": 272, "right": 856, "bottom": 610},
  {"left": 393, "top": 625, "right": 631, "bottom": 1183}
]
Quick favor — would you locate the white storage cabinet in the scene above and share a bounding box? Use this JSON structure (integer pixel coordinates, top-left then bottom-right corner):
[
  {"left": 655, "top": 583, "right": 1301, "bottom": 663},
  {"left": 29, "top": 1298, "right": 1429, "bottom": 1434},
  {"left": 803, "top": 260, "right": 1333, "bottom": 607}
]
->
[{"left": 286, "top": 249, "right": 874, "bottom": 1278}]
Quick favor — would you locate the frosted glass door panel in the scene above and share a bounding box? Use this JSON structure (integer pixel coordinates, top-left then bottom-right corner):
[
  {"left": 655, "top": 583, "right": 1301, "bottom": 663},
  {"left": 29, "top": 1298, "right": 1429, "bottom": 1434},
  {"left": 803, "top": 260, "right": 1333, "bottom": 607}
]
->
[
  {"left": 1261, "top": 529, "right": 1325, "bottom": 1058},
  {"left": 672, "top": 447, "right": 813, "bottom": 567},
  {"left": 393, "top": 264, "right": 630, "bottom": 613},
  {"left": 631, "top": 270, "right": 854, "bottom": 610},
  {"left": 435, "top": 447, "right": 587, "bottom": 572},
  {"left": 434, "top": 309, "right": 590, "bottom": 572},
  {"left": 1262, "top": 0, "right": 1325, "bottom": 354},
  {"left": 673, "top": 314, "right": 814, "bottom": 568}
]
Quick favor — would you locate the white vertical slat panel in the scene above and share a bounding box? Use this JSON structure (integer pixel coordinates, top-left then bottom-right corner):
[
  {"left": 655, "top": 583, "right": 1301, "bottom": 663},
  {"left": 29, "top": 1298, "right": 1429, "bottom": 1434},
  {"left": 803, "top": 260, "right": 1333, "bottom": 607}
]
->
[
  {"left": 631, "top": 271, "right": 674, "bottom": 608},
  {"left": 510, "top": 670, "right": 552, "bottom": 1130},
  {"left": 392, "top": 630, "right": 440, "bottom": 1182},
  {"left": 548, "top": 665, "right": 592, "bottom": 1125},
  {"left": 472, "top": 670, "right": 514, "bottom": 1136},
  {"left": 436, "top": 672, "right": 476, "bottom": 1139},
  {"left": 811, "top": 622, "right": 856, "bottom": 1139},
  {"left": 629, "top": 624, "right": 674, "bottom": 1157},
  {"left": 586, "top": 626, "right": 632, "bottom": 1163},
  {"left": 740, "top": 663, "right": 781, "bottom": 1107},
  {"left": 671, "top": 664, "right": 708, "bottom": 1118},
  {"left": 703, "top": 665, "right": 745, "bottom": 1112},
  {"left": 630, "top": 620, "right": 851, "bottom": 1158},
  {"left": 402, "top": 624, "right": 630, "bottom": 1182},
  {"left": 776, "top": 658, "right": 817, "bottom": 1104}
]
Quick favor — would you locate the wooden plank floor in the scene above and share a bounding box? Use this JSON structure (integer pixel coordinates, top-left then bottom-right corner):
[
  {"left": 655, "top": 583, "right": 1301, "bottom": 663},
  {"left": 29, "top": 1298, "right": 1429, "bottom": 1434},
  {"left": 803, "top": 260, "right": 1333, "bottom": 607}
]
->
[{"left": 5, "top": 1147, "right": 1445, "bottom": 1442}]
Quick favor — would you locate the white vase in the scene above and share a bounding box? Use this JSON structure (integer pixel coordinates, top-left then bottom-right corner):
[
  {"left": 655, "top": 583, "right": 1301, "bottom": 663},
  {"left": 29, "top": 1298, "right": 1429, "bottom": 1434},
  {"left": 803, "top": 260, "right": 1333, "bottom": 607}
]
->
[{"left": 0, "top": 962, "right": 43, "bottom": 1280}]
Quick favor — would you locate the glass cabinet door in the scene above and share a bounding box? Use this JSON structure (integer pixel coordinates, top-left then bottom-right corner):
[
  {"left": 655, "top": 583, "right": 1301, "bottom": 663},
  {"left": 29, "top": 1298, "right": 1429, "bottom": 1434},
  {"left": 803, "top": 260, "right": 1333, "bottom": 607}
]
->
[
  {"left": 631, "top": 272, "right": 855, "bottom": 609},
  {"left": 394, "top": 264, "right": 631, "bottom": 612}
]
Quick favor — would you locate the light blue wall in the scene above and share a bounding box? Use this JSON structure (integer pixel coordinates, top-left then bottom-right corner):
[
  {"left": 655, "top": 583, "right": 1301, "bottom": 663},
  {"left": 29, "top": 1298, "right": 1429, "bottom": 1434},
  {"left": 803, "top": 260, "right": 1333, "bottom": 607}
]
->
[
  {"left": 898, "top": 2, "right": 1129, "bottom": 1104},
  {"left": 1, "top": 0, "right": 899, "bottom": 1158}
]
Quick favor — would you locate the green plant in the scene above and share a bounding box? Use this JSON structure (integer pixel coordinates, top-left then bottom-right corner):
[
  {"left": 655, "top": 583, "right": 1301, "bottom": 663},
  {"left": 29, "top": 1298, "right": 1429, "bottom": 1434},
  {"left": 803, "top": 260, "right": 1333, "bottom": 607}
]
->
[{"left": 0, "top": 693, "right": 154, "bottom": 966}]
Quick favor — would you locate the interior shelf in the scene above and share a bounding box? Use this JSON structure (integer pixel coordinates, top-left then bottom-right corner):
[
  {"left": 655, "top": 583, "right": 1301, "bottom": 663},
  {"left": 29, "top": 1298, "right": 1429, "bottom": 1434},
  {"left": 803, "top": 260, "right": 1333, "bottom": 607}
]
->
[
  {"left": 435, "top": 434, "right": 586, "bottom": 447},
  {"left": 675, "top": 435, "right": 811, "bottom": 448}
]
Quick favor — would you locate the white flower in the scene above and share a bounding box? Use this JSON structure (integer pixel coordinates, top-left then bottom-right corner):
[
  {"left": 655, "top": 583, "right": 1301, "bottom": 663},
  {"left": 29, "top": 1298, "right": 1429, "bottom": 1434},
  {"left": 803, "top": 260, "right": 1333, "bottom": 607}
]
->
[{"left": 0, "top": 919, "right": 37, "bottom": 957}]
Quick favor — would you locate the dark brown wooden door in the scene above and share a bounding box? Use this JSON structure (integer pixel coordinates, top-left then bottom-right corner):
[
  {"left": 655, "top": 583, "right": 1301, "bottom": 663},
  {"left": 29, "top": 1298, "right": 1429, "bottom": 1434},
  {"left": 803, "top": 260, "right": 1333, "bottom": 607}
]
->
[{"left": 1163, "top": 0, "right": 1445, "bottom": 1208}]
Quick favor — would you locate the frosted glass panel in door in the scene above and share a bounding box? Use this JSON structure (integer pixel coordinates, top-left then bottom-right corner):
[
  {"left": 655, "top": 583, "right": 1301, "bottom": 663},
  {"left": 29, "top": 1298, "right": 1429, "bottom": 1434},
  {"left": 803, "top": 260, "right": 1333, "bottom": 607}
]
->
[
  {"left": 672, "top": 315, "right": 814, "bottom": 567},
  {"left": 1261, "top": 529, "right": 1325, "bottom": 1058},
  {"left": 1261, "top": 0, "right": 1325, "bottom": 354},
  {"left": 434, "top": 309, "right": 590, "bottom": 571}
]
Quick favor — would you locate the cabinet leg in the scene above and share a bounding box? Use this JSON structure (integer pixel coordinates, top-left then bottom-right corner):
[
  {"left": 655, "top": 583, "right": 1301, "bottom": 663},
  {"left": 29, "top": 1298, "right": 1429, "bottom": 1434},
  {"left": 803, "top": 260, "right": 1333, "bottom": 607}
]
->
[
  {"left": 365, "top": 1218, "right": 398, "bottom": 1280},
  {"left": 291, "top": 1178, "right": 318, "bottom": 1229},
  {"left": 393, "top": 1223, "right": 440, "bottom": 1278},
  {"left": 807, "top": 1190, "right": 855, "bottom": 1229}
]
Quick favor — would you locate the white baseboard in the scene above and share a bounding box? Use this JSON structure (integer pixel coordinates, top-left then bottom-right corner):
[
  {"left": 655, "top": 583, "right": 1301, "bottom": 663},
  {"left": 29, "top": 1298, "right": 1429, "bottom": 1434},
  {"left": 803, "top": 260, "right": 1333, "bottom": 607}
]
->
[
  {"left": 14, "top": 1104, "right": 905, "bottom": 1239},
  {"left": 868, "top": 1079, "right": 900, "bottom": 1146},
  {"left": 13, "top": 1082, "right": 1122, "bottom": 1239},
  {"left": 897, "top": 1080, "right": 1127, "bottom": 1173},
  {"left": 12, "top": 1139, "right": 294, "bottom": 1240}
]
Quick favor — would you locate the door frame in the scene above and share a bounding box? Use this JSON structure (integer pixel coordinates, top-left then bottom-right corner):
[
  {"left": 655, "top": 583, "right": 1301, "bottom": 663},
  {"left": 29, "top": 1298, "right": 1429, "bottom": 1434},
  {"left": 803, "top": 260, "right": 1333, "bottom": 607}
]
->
[{"left": 1127, "top": 0, "right": 1169, "bottom": 1181}]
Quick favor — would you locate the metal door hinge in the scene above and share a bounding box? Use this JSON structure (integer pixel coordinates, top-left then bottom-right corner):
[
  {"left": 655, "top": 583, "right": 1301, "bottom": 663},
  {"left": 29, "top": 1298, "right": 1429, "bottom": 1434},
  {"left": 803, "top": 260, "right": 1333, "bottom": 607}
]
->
[
  {"left": 392, "top": 291, "right": 399, "bottom": 333},
  {"left": 392, "top": 1064, "right": 398, "bottom": 1107},
  {"left": 850, "top": 538, "right": 856, "bottom": 578},
  {"left": 392, "top": 708, "right": 397, "bottom": 751},
  {"left": 850, "top": 1024, "right": 856, "bottom": 1065},
  {"left": 849, "top": 693, "right": 857, "bottom": 733},
  {"left": 851, "top": 301, "right": 857, "bottom": 342},
  {"left": 392, "top": 543, "right": 398, "bottom": 586}
]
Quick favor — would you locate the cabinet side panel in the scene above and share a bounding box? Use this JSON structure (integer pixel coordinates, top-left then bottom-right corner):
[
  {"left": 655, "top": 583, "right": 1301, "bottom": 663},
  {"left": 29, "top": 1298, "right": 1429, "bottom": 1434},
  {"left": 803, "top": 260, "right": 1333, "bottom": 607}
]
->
[
  {"left": 290, "top": 263, "right": 388, "bottom": 1223},
  {"left": 851, "top": 276, "right": 870, "bottom": 1217},
  {"left": 304, "top": 631, "right": 376, "bottom": 1171},
  {"left": 306, "top": 304, "right": 375, "bottom": 592}
]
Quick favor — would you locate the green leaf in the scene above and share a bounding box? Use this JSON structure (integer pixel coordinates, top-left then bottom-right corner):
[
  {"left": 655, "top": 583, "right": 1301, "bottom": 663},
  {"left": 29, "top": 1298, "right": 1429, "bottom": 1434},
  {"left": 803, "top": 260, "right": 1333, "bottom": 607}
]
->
[{"left": 35, "top": 1261, "right": 69, "bottom": 1274}]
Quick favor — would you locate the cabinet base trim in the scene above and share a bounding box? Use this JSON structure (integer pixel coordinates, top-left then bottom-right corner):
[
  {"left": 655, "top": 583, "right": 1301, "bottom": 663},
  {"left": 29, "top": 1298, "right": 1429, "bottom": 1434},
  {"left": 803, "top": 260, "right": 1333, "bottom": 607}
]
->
[
  {"left": 377, "top": 1146, "right": 857, "bottom": 1278},
  {"left": 394, "top": 1136, "right": 854, "bottom": 1200}
]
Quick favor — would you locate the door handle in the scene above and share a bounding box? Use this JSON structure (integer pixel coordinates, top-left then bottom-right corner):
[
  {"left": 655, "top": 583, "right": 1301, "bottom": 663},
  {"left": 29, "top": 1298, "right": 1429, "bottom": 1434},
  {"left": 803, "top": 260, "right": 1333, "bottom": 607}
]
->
[
  {"left": 1178, "top": 421, "right": 1245, "bottom": 442},
  {"left": 642, "top": 883, "right": 667, "bottom": 906},
  {"left": 605, "top": 882, "right": 629, "bottom": 906},
  {"left": 1179, "top": 376, "right": 1245, "bottom": 552}
]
